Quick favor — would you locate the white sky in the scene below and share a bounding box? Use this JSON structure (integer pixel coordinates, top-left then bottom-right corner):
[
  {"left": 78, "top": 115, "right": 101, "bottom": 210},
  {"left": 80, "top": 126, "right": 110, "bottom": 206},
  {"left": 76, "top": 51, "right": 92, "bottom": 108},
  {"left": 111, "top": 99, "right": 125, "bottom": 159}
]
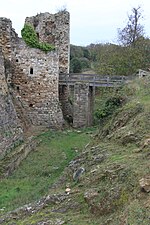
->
[{"left": 0, "top": 0, "right": 150, "bottom": 46}]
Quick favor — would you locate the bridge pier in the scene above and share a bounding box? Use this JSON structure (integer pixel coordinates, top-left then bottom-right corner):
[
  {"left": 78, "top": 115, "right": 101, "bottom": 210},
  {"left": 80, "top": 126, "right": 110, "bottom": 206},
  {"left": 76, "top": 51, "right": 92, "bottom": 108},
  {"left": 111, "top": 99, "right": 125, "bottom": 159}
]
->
[
  {"left": 59, "top": 85, "right": 73, "bottom": 123},
  {"left": 73, "top": 83, "right": 94, "bottom": 128}
]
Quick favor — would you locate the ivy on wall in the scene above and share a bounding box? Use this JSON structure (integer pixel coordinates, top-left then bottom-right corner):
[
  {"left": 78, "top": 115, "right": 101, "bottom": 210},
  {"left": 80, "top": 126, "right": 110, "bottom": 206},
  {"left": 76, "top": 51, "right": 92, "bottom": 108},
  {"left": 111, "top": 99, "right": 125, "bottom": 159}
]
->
[{"left": 21, "top": 24, "right": 55, "bottom": 52}]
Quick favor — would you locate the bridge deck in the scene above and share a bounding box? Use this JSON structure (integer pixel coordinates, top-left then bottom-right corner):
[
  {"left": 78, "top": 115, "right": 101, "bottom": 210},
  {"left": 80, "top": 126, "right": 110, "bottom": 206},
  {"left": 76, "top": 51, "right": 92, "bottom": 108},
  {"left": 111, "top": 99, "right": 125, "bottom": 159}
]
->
[{"left": 59, "top": 73, "right": 129, "bottom": 87}]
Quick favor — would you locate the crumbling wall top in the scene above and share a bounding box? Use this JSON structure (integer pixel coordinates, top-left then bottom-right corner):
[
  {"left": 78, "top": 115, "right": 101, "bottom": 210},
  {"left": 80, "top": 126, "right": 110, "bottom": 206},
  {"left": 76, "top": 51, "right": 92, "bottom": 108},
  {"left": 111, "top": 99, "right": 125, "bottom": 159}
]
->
[{"left": 25, "top": 11, "right": 70, "bottom": 73}]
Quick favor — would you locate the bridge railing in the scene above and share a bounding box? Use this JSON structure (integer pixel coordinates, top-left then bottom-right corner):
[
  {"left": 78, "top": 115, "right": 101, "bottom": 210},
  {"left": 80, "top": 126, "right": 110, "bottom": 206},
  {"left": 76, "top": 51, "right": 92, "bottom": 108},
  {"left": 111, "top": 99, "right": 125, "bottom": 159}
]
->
[{"left": 59, "top": 73, "right": 129, "bottom": 87}]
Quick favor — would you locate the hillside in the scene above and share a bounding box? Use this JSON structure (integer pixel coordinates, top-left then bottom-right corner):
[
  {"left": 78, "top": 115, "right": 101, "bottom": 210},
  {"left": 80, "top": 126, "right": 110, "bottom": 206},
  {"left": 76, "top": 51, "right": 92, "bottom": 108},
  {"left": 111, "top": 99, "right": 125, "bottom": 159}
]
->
[
  {"left": 0, "top": 77, "right": 150, "bottom": 225},
  {"left": 70, "top": 42, "right": 150, "bottom": 76}
]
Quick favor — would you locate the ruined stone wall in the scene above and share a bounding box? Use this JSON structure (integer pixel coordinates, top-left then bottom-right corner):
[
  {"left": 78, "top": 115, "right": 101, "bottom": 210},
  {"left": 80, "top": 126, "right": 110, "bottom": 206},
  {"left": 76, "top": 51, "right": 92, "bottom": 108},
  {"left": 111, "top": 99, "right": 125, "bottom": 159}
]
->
[
  {"left": 0, "top": 18, "right": 19, "bottom": 80},
  {"left": 25, "top": 11, "right": 70, "bottom": 73},
  {"left": 0, "top": 11, "right": 70, "bottom": 156},
  {"left": 0, "top": 49, "right": 23, "bottom": 157},
  {"left": 0, "top": 13, "right": 65, "bottom": 131},
  {"left": 0, "top": 17, "right": 31, "bottom": 131},
  {"left": 0, "top": 18, "right": 12, "bottom": 61},
  {"left": 12, "top": 41, "right": 63, "bottom": 128}
]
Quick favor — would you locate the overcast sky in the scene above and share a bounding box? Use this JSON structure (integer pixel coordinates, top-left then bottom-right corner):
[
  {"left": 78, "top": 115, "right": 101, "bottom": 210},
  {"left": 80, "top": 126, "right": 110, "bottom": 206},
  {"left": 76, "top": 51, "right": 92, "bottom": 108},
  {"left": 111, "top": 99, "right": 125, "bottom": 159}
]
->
[{"left": 1, "top": 0, "right": 150, "bottom": 46}]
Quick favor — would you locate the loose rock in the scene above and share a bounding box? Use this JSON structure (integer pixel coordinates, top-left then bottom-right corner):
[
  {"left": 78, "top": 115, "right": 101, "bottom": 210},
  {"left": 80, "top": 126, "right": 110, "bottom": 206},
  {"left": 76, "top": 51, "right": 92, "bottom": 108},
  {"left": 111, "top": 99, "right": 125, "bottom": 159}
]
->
[{"left": 139, "top": 177, "right": 150, "bottom": 192}]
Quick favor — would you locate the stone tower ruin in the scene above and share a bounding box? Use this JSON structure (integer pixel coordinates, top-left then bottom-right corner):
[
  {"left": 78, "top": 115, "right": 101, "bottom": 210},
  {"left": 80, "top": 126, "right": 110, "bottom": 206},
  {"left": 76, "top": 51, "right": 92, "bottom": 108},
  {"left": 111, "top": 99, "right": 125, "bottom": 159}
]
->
[{"left": 0, "top": 11, "right": 70, "bottom": 156}]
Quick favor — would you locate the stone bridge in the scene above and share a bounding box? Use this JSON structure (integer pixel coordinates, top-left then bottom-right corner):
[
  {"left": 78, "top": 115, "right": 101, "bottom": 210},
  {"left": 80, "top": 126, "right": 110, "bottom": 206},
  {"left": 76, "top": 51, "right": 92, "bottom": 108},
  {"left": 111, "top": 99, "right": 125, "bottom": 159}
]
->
[{"left": 59, "top": 74, "right": 129, "bottom": 128}]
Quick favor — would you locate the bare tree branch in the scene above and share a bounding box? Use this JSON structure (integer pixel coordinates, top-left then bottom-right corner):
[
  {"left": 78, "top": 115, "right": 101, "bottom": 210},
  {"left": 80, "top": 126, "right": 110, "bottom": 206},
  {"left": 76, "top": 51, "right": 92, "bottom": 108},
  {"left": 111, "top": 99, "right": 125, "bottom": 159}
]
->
[{"left": 118, "top": 6, "right": 144, "bottom": 46}]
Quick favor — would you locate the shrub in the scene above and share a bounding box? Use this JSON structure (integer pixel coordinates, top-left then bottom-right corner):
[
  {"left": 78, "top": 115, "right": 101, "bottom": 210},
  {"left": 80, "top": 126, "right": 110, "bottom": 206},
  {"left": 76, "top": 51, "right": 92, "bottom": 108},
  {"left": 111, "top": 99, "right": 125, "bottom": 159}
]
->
[
  {"left": 21, "top": 24, "right": 55, "bottom": 52},
  {"left": 95, "top": 96, "right": 123, "bottom": 120}
]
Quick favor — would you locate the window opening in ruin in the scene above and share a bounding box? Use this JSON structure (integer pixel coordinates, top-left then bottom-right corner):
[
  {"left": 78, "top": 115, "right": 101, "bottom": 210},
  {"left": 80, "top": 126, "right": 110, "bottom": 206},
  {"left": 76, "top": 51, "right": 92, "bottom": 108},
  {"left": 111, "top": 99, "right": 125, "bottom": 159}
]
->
[
  {"left": 30, "top": 67, "right": 33, "bottom": 75},
  {"left": 29, "top": 103, "right": 33, "bottom": 107},
  {"left": 17, "top": 86, "right": 20, "bottom": 91},
  {"left": 36, "top": 32, "right": 39, "bottom": 40},
  {"left": 16, "top": 59, "right": 19, "bottom": 62},
  {"left": 25, "top": 81, "right": 27, "bottom": 84},
  {"left": 39, "top": 93, "right": 40, "bottom": 95}
]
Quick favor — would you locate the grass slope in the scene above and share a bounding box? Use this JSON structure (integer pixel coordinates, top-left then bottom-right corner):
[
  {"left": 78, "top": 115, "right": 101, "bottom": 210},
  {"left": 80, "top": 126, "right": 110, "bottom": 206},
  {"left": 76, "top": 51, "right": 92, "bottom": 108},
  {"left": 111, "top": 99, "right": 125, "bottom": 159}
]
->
[
  {"left": 0, "top": 128, "right": 95, "bottom": 213},
  {"left": 0, "top": 77, "right": 149, "bottom": 224}
]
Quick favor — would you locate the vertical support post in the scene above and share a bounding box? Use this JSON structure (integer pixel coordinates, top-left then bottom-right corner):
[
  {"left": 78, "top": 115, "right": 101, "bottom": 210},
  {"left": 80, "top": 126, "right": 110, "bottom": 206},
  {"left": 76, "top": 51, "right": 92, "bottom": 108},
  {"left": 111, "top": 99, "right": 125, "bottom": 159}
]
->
[
  {"left": 73, "top": 83, "right": 94, "bottom": 128},
  {"left": 59, "top": 85, "right": 73, "bottom": 122},
  {"left": 87, "top": 86, "right": 95, "bottom": 126}
]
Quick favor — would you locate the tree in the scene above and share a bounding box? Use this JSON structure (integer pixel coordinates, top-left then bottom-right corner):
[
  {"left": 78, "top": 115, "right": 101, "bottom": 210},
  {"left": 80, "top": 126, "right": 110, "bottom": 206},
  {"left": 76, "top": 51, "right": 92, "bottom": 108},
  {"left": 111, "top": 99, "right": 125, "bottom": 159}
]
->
[
  {"left": 70, "top": 45, "right": 92, "bottom": 72},
  {"left": 118, "top": 6, "right": 144, "bottom": 46},
  {"left": 70, "top": 45, "right": 84, "bottom": 60},
  {"left": 70, "top": 57, "right": 82, "bottom": 73},
  {"left": 92, "top": 43, "right": 145, "bottom": 76}
]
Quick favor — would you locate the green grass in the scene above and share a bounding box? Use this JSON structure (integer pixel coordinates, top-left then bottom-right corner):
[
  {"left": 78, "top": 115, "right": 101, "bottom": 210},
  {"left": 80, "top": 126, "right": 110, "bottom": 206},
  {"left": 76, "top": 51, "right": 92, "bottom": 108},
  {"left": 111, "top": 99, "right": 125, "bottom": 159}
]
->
[{"left": 0, "top": 128, "right": 95, "bottom": 212}]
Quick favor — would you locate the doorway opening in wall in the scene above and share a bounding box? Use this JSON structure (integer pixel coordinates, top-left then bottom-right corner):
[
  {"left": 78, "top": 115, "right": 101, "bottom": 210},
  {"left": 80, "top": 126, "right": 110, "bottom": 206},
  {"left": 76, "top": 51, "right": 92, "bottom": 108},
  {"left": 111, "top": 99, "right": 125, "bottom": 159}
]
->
[{"left": 30, "top": 67, "right": 33, "bottom": 75}]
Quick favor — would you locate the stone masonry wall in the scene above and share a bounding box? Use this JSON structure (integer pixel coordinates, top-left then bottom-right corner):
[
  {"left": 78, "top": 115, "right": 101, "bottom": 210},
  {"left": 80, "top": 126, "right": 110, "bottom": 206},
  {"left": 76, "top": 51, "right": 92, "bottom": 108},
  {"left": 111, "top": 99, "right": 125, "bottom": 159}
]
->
[
  {"left": 0, "top": 18, "right": 19, "bottom": 82},
  {"left": 25, "top": 11, "right": 70, "bottom": 73},
  {"left": 0, "top": 18, "right": 12, "bottom": 61},
  {"left": 0, "top": 12, "right": 67, "bottom": 131},
  {"left": 59, "top": 85, "right": 73, "bottom": 123},
  {"left": 0, "top": 17, "right": 31, "bottom": 131},
  {"left": 12, "top": 40, "right": 63, "bottom": 128},
  {"left": 0, "top": 11, "right": 70, "bottom": 155},
  {"left": 73, "top": 84, "right": 94, "bottom": 128},
  {"left": 0, "top": 49, "right": 23, "bottom": 158}
]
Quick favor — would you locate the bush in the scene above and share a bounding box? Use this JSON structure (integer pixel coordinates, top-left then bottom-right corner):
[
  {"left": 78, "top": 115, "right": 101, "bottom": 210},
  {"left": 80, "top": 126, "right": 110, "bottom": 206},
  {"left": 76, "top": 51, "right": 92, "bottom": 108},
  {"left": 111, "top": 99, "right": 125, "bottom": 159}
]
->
[
  {"left": 95, "top": 96, "right": 123, "bottom": 120},
  {"left": 21, "top": 24, "right": 55, "bottom": 52}
]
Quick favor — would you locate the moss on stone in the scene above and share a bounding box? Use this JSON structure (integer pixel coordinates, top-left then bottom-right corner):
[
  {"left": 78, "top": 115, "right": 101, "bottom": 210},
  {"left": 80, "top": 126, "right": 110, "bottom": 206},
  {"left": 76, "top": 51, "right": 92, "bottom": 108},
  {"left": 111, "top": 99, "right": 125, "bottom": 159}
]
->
[{"left": 21, "top": 24, "right": 55, "bottom": 52}]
